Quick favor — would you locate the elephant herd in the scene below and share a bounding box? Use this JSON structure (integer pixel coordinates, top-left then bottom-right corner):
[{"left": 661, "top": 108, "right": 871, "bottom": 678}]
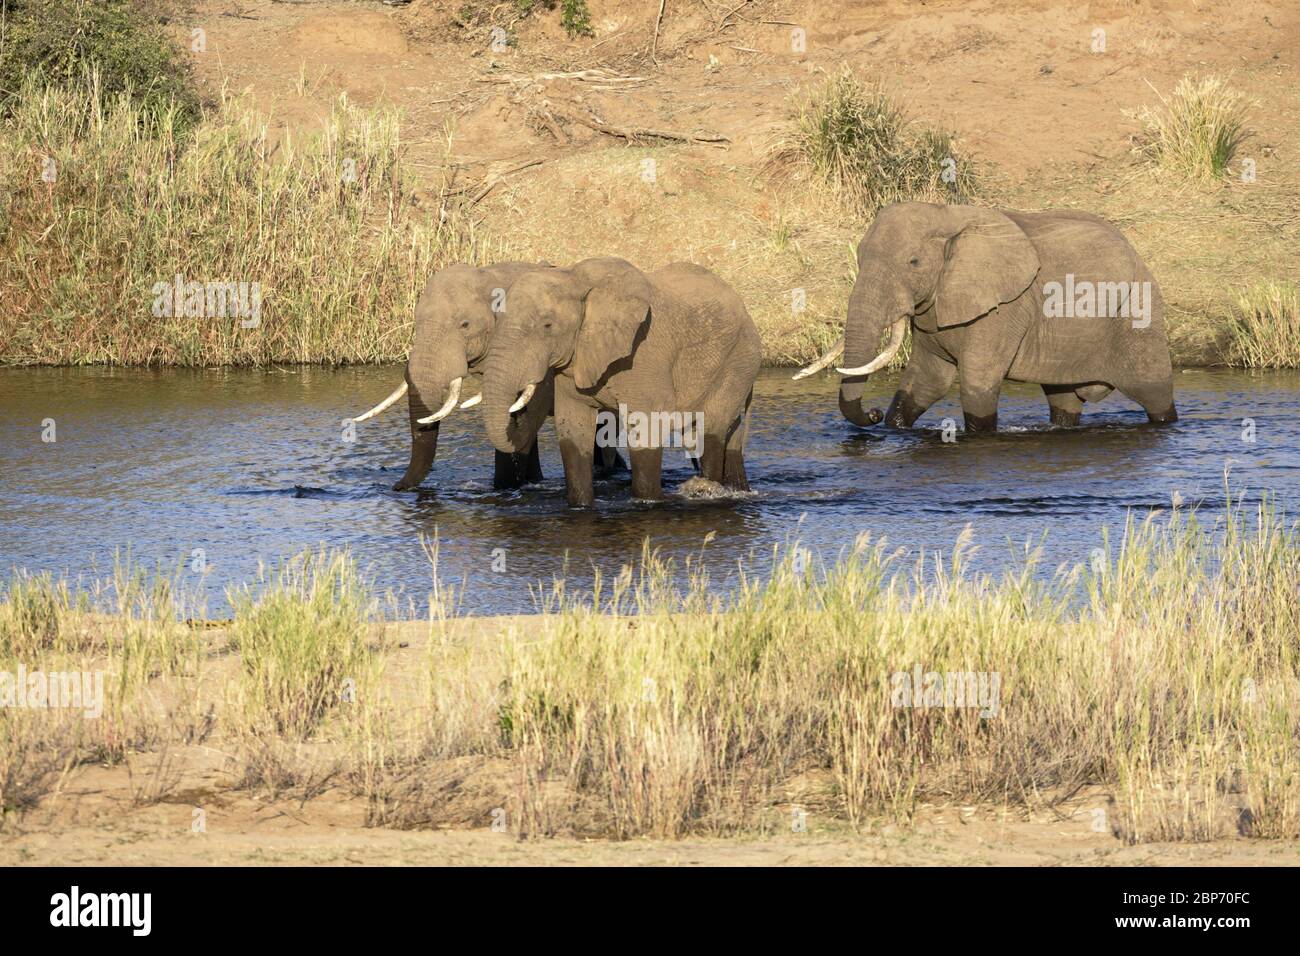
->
[{"left": 352, "top": 201, "right": 1178, "bottom": 507}]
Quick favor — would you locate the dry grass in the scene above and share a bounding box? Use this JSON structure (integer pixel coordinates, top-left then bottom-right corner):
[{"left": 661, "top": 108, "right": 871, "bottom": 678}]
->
[
  {"left": 767, "top": 69, "right": 978, "bottom": 217},
  {"left": 1134, "top": 74, "right": 1252, "bottom": 184},
  {"left": 0, "top": 75, "right": 479, "bottom": 366},
  {"left": 3, "top": 500, "right": 1298, "bottom": 842},
  {"left": 1225, "top": 281, "right": 1300, "bottom": 369}
]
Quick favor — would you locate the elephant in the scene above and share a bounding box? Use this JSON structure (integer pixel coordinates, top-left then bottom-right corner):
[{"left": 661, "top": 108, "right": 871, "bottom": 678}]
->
[
  {"left": 795, "top": 202, "right": 1178, "bottom": 432},
  {"left": 350, "top": 261, "right": 623, "bottom": 491},
  {"left": 478, "top": 257, "right": 762, "bottom": 506}
]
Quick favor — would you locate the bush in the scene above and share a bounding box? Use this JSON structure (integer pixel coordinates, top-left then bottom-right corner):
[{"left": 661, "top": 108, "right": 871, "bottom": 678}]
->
[
  {"left": 771, "top": 69, "right": 978, "bottom": 215},
  {"left": 1135, "top": 74, "right": 1251, "bottom": 183},
  {"left": 0, "top": 0, "right": 200, "bottom": 130}
]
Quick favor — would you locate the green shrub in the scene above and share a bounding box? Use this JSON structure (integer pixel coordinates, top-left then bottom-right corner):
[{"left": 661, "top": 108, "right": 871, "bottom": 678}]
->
[
  {"left": 0, "top": 0, "right": 200, "bottom": 131},
  {"left": 772, "top": 69, "right": 977, "bottom": 215}
]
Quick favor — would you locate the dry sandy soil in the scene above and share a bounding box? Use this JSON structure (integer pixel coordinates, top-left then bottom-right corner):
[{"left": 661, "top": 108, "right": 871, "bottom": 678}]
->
[
  {"left": 173, "top": 0, "right": 1299, "bottom": 361},
  {"left": 4, "top": 619, "right": 1299, "bottom": 867}
]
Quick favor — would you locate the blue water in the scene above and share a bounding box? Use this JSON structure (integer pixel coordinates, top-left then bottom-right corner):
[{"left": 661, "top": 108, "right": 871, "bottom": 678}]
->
[{"left": 1, "top": 366, "right": 1296, "bottom": 614}]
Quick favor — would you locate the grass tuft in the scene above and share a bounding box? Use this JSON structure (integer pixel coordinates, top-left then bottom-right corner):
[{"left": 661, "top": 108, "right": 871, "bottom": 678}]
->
[
  {"left": 1134, "top": 74, "right": 1251, "bottom": 184},
  {"left": 228, "top": 550, "right": 379, "bottom": 739},
  {"left": 769, "top": 69, "right": 978, "bottom": 216},
  {"left": 1225, "top": 281, "right": 1300, "bottom": 368}
]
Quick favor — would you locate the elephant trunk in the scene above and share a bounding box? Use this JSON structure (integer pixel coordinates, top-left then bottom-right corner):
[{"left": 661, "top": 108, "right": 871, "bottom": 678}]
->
[
  {"left": 838, "top": 377, "right": 881, "bottom": 427},
  {"left": 392, "top": 347, "right": 468, "bottom": 491},
  {"left": 393, "top": 364, "right": 439, "bottom": 491},
  {"left": 482, "top": 336, "right": 548, "bottom": 455},
  {"left": 838, "top": 273, "right": 906, "bottom": 427}
]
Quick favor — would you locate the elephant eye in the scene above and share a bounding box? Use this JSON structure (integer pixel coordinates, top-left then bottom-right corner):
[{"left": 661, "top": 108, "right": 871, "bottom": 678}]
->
[
  {"left": 909, "top": 257, "right": 920, "bottom": 266},
  {"left": 460, "top": 320, "right": 470, "bottom": 330},
  {"left": 543, "top": 322, "right": 553, "bottom": 331}
]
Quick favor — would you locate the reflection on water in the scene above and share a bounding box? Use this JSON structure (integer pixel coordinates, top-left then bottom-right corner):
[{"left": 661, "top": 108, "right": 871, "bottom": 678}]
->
[{"left": 1, "top": 365, "right": 1297, "bottom": 615}]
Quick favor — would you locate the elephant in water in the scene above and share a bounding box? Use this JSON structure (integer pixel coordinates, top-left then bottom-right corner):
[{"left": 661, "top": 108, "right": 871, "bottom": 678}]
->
[
  {"left": 478, "top": 257, "right": 762, "bottom": 506},
  {"left": 795, "top": 202, "right": 1178, "bottom": 432},
  {"left": 350, "top": 261, "right": 623, "bottom": 491}
]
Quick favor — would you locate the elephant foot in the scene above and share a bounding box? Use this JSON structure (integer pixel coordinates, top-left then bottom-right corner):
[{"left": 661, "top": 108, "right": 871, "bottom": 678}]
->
[
  {"left": 722, "top": 451, "right": 749, "bottom": 491},
  {"left": 493, "top": 449, "right": 542, "bottom": 490},
  {"left": 963, "top": 410, "right": 998, "bottom": 434},
  {"left": 593, "top": 444, "right": 627, "bottom": 478},
  {"left": 884, "top": 391, "right": 925, "bottom": 429},
  {"left": 1049, "top": 407, "right": 1081, "bottom": 428},
  {"left": 1146, "top": 406, "right": 1178, "bottom": 424}
]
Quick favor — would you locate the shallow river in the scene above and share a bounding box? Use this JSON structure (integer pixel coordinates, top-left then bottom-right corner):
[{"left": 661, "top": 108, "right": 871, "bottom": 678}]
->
[{"left": 1, "top": 366, "right": 1296, "bottom": 615}]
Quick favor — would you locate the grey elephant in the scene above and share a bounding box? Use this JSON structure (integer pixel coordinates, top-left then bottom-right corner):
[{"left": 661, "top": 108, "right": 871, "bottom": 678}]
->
[
  {"left": 795, "top": 202, "right": 1178, "bottom": 432},
  {"left": 479, "top": 257, "right": 762, "bottom": 506},
  {"left": 351, "top": 261, "right": 621, "bottom": 491}
]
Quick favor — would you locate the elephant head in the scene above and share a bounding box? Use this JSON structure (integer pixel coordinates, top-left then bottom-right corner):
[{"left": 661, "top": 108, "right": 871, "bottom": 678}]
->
[
  {"left": 795, "top": 203, "right": 1040, "bottom": 426},
  {"left": 479, "top": 257, "right": 651, "bottom": 455},
  {"left": 349, "top": 261, "right": 550, "bottom": 490}
]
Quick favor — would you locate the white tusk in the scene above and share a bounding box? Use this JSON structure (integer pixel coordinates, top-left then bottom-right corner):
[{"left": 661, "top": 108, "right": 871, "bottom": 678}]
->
[
  {"left": 835, "top": 320, "right": 907, "bottom": 376},
  {"left": 792, "top": 337, "right": 844, "bottom": 380},
  {"left": 459, "top": 393, "right": 482, "bottom": 409},
  {"left": 351, "top": 381, "right": 408, "bottom": 422},
  {"left": 508, "top": 382, "right": 536, "bottom": 414},
  {"left": 416, "top": 377, "right": 462, "bottom": 425}
]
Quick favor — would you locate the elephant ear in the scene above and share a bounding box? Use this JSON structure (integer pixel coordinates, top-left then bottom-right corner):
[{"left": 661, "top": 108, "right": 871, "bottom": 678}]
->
[
  {"left": 574, "top": 271, "right": 652, "bottom": 390},
  {"left": 933, "top": 209, "right": 1040, "bottom": 329}
]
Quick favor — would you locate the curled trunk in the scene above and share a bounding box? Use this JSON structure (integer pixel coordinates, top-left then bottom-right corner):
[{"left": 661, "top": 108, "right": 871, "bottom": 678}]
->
[{"left": 838, "top": 274, "right": 905, "bottom": 427}]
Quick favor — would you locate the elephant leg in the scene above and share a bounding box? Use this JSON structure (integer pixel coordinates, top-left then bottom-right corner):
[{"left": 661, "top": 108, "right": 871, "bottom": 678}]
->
[
  {"left": 493, "top": 440, "right": 543, "bottom": 490},
  {"left": 629, "top": 446, "right": 665, "bottom": 500},
  {"left": 1117, "top": 381, "right": 1178, "bottom": 424},
  {"left": 556, "top": 399, "right": 598, "bottom": 507},
  {"left": 884, "top": 348, "right": 957, "bottom": 428},
  {"left": 1043, "top": 386, "right": 1084, "bottom": 427},
  {"left": 722, "top": 414, "right": 749, "bottom": 491},
  {"left": 959, "top": 372, "right": 1004, "bottom": 434}
]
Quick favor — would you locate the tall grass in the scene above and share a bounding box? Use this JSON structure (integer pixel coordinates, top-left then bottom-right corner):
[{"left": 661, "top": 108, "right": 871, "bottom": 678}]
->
[
  {"left": 0, "top": 557, "right": 204, "bottom": 816},
  {"left": 769, "top": 69, "right": 978, "bottom": 216},
  {"left": 3, "top": 504, "right": 1298, "bottom": 842},
  {"left": 1225, "top": 281, "right": 1300, "bottom": 368},
  {"left": 1135, "top": 74, "right": 1251, "bottom": 184},
  {"left": 0, "top": 76, "right": 478, "bottom": 366},
  {"left": 227, "top": 549, "right": 380, "bottom": 740},
  {"left": 495, "top": 500, "right": 1299, "bottom": 840}
]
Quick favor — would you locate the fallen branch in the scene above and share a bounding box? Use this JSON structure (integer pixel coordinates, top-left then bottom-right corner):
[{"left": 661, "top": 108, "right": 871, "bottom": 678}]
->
[
  {"left": 466, "top": 159, "right": 545, "bottom": 205},
  {"left": 565, "top": 113, "right": 730, "bottom": 146}
]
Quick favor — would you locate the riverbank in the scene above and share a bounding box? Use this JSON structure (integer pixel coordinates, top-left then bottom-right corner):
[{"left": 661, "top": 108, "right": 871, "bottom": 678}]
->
[
  {"left": 3, "top": 504, "right": 1299, "bottom": 856},
  {"left": 1, "top": 1, "right": 1297, "bottom": 370}
]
